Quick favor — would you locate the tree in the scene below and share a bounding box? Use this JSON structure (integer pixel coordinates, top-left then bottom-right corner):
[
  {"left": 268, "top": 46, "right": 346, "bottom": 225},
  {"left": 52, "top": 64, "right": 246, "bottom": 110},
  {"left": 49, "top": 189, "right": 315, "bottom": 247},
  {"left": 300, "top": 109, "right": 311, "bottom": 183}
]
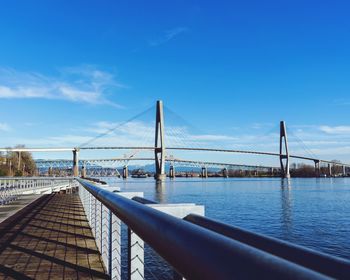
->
[{"left": 0, "top": 145, "right": 37, "bottom": 176}]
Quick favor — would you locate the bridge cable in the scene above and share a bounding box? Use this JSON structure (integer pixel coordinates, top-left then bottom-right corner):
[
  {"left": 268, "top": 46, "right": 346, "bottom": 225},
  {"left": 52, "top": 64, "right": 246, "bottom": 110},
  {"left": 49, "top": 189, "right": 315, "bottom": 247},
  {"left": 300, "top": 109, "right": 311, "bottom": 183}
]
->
[
  {"left": 287, "top": 128, "right": 318, "bottom": 160},
  {"left": 78, "top": 105, "right": 154, "bottom": 148}
]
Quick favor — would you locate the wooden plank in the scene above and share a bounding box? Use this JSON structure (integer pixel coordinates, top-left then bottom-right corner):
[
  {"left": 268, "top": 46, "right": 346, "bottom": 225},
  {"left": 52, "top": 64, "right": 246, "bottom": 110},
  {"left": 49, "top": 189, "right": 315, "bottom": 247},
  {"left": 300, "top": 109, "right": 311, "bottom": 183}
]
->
[{"left": 0, "top": 193, "right": 108, "bottom": 279}]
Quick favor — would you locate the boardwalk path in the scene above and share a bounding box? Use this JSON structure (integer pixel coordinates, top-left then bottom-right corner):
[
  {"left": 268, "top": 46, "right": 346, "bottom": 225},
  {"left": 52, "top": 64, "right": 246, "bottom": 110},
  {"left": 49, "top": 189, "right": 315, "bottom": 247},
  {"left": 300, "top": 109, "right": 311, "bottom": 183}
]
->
[{"left": 0, "top": 193, "right": 108, "bottom": 279}]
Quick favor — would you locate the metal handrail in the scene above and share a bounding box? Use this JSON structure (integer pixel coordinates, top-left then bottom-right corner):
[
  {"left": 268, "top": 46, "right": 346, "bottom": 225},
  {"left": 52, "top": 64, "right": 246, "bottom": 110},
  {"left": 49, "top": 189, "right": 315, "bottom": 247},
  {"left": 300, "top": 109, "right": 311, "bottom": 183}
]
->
[
  {"left": 77, "top": 178, "right": 329, "bottom": 279},
  {"left": 184, "top": 214, "right": 350, "bottom": 279}
]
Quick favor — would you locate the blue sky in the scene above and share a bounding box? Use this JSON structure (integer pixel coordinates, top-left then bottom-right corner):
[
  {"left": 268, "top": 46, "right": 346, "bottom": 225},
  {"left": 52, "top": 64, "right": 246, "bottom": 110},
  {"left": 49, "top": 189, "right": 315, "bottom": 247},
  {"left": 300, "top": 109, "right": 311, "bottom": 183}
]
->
[{"left": 0, "top": 0, "right": 350, "bottom": 164}]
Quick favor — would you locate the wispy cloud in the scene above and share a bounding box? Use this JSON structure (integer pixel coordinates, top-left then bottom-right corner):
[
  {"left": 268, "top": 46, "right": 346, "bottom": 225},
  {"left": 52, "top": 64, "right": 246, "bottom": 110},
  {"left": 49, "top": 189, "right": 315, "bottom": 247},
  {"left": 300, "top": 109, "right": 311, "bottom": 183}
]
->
[
  {"left": 0, "top": 66, "right": 124, "bottom": 107},
  {"left": 319, "top": 125, "right": 350, "bottom": 135},
  {"left": 0, "top": 123, "right": 10, "bottom": 131},
  {"left": 149, "top": 27, "right": 189, "bottom": 47}
]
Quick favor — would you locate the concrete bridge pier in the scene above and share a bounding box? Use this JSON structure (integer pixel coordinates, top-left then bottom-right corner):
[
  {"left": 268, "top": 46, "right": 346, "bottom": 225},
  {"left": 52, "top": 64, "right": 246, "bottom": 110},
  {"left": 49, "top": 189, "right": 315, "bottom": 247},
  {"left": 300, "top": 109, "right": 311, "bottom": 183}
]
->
[
  {"left": 169, "top": 165, "right": 175, "bottom": 179},
  {"left": 201, "top": 167, "right": 208, "bottom": 178},
  {"left": 81, "top": 164, "right": 87, "bottom": 178},
  {"left": 343, "top": 165, "right": 346, "bottom": 176},
  {"left": 72, "top": 148, "right": 79, "bottom": 177},
  {"left": 123, "top": 165, "right": 128, "bottom": 179},
  {"left": 328, "top": 163, "right": 332, "bottom": 177},
  {"left": 48, "top": 166, "right": 53, "bottom": 177},
  {"left": 223, "top": 168, "right": 228, "bottom": 178},
  {"left": 314, "top": 160, "right": 320, "bottom": 177}
]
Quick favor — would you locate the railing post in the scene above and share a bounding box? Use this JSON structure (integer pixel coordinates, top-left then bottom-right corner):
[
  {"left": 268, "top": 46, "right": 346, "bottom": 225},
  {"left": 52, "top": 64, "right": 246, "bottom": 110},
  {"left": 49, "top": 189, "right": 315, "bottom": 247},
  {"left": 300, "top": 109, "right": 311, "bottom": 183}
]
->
[
  {"left": 128, "top": 229, "right": 145, "bottom": 280},
  {"left": 101, "top": 205, "right": 110, "bottom": 274},
  {"left": 110, "top": 213, "right": 122, "bottom": 279}
]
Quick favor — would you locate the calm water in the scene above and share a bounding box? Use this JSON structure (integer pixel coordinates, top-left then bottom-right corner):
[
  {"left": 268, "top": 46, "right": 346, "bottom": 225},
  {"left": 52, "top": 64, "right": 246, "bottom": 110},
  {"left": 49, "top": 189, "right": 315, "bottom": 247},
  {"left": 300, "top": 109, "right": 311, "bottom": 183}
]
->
[{"left": 104, "top": 177, "right": 350, "bottom": 260}]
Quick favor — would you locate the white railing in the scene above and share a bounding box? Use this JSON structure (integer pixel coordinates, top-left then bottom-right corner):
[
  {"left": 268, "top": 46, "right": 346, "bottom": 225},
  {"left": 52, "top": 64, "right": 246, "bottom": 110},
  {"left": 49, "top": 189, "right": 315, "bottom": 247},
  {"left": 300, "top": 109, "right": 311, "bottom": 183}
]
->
[
  {"left": 78, "top": 179, "right": 204, "bottom": 280},
  {"left": 0, "top": 177, "right": 75, "bottom": 204}
]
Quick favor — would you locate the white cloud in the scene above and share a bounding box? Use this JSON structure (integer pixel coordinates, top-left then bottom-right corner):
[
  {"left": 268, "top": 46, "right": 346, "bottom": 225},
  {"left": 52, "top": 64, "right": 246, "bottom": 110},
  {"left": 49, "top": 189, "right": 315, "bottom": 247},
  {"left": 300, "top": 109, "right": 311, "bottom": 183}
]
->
[
  {"left": 319, "top": 125, "right": 350, "bottom": 135},
  {"left": 0, "top": 66, "right": 124, "bottom": 107},
  {"left": 0, "top": 123, "right": 10, "bottom": 131},
  {"left": 149, "top": 27, "right": 189, "bottom": 47}
]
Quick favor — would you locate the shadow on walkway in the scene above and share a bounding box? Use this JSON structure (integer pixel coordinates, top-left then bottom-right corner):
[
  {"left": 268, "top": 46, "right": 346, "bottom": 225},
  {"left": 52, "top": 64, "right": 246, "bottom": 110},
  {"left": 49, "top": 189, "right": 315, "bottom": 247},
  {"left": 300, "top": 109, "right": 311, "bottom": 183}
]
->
[{"left": 0, "top": 193, "right": 108, "bottom": 280}]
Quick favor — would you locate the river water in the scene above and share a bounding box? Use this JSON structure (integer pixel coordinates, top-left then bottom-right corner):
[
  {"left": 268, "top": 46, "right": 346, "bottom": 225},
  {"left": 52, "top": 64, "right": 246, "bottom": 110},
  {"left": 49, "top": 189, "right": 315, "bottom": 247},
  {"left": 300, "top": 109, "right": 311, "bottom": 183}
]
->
[{"left": 103, "top": 177, "right": 350, "bottom": 277}]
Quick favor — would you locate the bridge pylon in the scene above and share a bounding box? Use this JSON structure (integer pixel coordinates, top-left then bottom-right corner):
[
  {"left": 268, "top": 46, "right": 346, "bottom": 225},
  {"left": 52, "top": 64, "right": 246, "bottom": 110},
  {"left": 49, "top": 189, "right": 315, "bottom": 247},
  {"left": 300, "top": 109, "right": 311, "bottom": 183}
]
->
[
  {"left": 154, "top": 100, "right": 166, "bottom": 181},
  {"left": 279, "top": 121, "right": 290, "bottom": 178}
]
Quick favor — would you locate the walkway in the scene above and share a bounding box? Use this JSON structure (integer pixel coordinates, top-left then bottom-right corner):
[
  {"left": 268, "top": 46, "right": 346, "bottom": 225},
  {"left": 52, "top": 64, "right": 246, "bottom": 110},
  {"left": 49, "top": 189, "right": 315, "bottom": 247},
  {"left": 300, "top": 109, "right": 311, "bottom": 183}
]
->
[{"left": 0, "top": 193, "right": 108, "bottom": 279}]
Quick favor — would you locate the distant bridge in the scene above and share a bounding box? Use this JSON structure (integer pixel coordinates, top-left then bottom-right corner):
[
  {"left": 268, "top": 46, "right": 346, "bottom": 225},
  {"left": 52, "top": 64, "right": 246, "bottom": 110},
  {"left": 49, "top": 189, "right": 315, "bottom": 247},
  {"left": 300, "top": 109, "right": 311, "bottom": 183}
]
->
[
  {"left": 3, "top": 144, "right": 349, "bottom": 178},
  {"left": 1, "top": 101, "right": 349, "bottom": 178},
  {"left": 2, "top": 145, "right": 348, "bottom": 167},
  {"left": 35, "top": 156, "right": 276, "bottom": 178}
]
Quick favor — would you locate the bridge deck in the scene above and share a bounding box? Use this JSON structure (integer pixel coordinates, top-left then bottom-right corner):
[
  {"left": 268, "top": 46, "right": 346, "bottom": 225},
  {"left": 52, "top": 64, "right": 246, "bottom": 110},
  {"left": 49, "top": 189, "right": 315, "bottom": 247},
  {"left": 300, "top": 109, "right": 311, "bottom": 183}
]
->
[{"left": 0, "top": 193, "right": 108, "bottom": 279}]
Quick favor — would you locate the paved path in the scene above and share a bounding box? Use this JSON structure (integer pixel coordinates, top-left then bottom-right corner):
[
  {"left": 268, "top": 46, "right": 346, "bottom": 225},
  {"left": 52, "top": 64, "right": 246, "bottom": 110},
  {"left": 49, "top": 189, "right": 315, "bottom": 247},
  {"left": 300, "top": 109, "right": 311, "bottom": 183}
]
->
[
  {"left": 0, "top": 193, "right": 108, "bottom": 279},
  {"left": 0, "top": 195, "right": 42, "bottom": 224}
]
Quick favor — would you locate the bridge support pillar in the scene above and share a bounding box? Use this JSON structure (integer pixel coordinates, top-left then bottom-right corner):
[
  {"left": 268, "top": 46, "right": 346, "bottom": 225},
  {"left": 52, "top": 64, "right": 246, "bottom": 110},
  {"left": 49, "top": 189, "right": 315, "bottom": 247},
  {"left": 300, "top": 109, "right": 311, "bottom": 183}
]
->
[
  {"left": 279, "top": 121, "right": 290, "bottom": 178},
  {"left": 201, "top": 167, "right": 208, "bottom": 178},
  {"left": 48, "top": 166, "right": 53, "bottom": 177},
  {"left": 169, "top": 165, "right": 175, "bottom": 178},
  {"left": 223, "top": 168, "right": 228, "bottom": 178},
  {"left": 154, "top": 100, "right": 166, "bottom": 181},
  {"left": 81, "top": 164, "right": 86, "bottom": 178},
  {"left": 73, "top": 148, "right": 79, "bottom": 177},
  {"left": 343, "top": 165, "right": 346, "bottom": 176},
  {"left": 314, "top": 160, "right": 320, "bottom": 177},
  {"left": 328, "top": 163, "right": 332, "bottom": 177},
  {"left": 123, "top": 165, "right": 128, "bottom": 179}
]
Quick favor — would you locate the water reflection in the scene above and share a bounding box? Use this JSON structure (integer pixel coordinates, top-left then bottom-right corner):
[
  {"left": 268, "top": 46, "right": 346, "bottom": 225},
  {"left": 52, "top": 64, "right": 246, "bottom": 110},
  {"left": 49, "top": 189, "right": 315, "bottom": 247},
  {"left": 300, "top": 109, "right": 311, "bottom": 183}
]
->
[
  {"left": 154, "top": 180, "right": 167, "bottom": 203},
  {"left": 280, "top": 179, "right": 293, "bottom": 237}
]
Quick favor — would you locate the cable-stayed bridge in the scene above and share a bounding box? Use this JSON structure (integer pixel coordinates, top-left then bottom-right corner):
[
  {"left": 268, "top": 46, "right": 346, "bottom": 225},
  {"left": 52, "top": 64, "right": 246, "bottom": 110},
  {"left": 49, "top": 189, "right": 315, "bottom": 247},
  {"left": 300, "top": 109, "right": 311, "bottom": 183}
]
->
[
  {"left": 1, "top": 100, "right": 349, "bottom": 178},
  {"left": 1, "top": 101, "right": 350, "bottom": 279}
]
